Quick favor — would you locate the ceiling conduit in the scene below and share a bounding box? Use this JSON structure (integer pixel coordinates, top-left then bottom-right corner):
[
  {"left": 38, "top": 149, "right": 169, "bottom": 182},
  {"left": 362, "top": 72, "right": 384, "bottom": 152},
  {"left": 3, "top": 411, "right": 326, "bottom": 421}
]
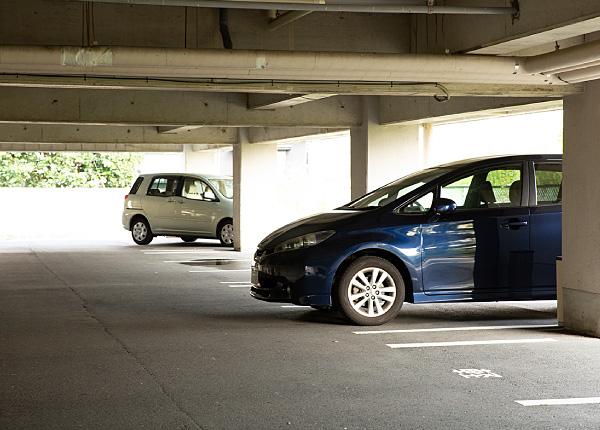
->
[
  {"left": 520, "top": 39, "right": 600, "bottom": 75},
  {"left": 4, "top": 39, "right": 600, "bottom": 86},
  {"left": 63, "top": 0, "right": 518, "bottom": 15},
  {"left": 0, "top": 45, "right": 551, "bottom": 85},
  {"left": 519, "top": 39, "right": 600, "bottom": 84}
]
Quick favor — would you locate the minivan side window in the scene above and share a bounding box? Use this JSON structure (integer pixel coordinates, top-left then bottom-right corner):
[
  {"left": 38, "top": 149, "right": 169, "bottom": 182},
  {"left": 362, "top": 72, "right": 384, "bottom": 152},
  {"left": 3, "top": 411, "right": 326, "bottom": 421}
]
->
[
  {"left": 128, "top": 177, "right": 144, "bottom": 195},
  {"left": 440, "top": 164, "right": 522, "bottom": 210},
  {"left": 534, "top": 162, "right": 562, "bottom": 205},
  {"left": 147, "top": 177, "right": 179, "bottom": 197},
  {"left": 182, "top": 177, "right": 217, "bottom": 201}
]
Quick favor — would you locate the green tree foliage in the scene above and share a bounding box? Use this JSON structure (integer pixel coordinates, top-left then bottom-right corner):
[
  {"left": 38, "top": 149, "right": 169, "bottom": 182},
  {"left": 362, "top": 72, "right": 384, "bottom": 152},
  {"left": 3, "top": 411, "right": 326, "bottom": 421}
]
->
[{"left": 0, "top": 152, "right": 143, "bottom": 188}]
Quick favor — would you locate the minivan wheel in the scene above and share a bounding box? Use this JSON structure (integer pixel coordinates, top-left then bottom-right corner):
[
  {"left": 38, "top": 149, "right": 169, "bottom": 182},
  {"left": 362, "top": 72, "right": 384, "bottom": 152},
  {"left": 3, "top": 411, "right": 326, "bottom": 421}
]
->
[
  {"left": 334, "top": 256, "right": 405, "bottom": 326},
  {"left": 218, "top": 220, "right": 234, "bottom": 246},
  {"left": 131, "top": 218, "right": 153, "bottom": 245}
]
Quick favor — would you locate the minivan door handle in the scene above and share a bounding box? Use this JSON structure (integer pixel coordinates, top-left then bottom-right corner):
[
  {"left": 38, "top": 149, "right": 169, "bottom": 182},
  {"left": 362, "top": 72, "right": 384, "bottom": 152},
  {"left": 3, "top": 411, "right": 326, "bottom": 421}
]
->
[{"left": 500, "top": 219, "right": 528, "bottom": 230}]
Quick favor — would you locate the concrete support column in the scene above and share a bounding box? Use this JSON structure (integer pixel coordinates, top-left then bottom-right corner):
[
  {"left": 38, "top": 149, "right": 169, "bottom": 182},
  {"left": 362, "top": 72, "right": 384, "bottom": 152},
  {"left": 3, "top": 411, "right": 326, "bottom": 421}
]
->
[
  {"left": 421, "top": 123, "right": 434, "bottom": 168},
  {"left": 350, "top": 96, "right": 421, "bottom": 200},
  {"left": 233, "top": 128, "right": 278, "bottom": 252},
  {"left": 562, "top": 80, "right": 600, "bottom": 338}
]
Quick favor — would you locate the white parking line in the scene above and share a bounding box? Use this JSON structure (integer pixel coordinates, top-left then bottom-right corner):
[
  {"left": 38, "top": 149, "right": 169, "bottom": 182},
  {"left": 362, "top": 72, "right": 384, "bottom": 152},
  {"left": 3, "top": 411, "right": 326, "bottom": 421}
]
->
[
  {"left": 228, "top": 285, "right": 252, "bottom": 288},
  {"left": 516, "top": 397, "right": 600, "bottom": 406},
  {"left": 189, "top": 269, "right": 251, "bottom": 273},
  {"left": 354, "top": 324, "right": 558, "bottom": 335},
  {"left": 386, "top": 338, "right": 557, "bottom": 348},
  {"left": 281, "top": 305, "right": 311, "bottom": 309},
  {"left": 165, "top": 259, "right": 251, "bottom": 263},
  {"left": 144, "top": 251, "right": 219, "bottom": 254}
]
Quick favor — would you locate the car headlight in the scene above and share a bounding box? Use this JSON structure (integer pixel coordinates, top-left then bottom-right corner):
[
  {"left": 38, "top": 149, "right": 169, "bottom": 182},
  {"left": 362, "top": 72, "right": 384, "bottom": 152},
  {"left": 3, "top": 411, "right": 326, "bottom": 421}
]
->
[{"left": 274, "top": 230, "right": 335, "bottom": 253}]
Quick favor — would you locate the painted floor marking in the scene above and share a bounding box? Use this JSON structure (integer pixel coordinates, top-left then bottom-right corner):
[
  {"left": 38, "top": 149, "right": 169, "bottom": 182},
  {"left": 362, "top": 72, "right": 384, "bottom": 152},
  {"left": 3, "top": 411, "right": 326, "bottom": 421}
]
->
[
  {"left": 228, "top": 284, "right": 252, "bottom": 288},
  {"left": 386, "top": 338, "right": 557, "bottom": 348},
  {"left": 189, "top": 269, "right": 251, "bottom": 273},
  {"left": 516, "top": 397, "right": 600, "bottom": 406},
  {"left": 144, "top": 251, "right": 219, "bottom": 255},
  {"left": 354, "top": 324, "right": 558, "bottom": 335},
  {"left": 453, "top": 369, "right": 502, "bottom": 379},
  {"left": 165, "top": 259, "right": 251, "bottom": 263},
  {"left": 281, "top": 305, "right": 311, "bottom": 309}
]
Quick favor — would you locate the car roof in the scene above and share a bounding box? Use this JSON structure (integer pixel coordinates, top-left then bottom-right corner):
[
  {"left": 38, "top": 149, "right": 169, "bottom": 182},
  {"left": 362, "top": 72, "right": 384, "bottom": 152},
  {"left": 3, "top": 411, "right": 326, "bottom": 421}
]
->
[
  {"left": 435, "top": 154, "right": 562, "bottom": 169},
  {"left": 139, "top": 173, "right": 232, "bottom": 180}
]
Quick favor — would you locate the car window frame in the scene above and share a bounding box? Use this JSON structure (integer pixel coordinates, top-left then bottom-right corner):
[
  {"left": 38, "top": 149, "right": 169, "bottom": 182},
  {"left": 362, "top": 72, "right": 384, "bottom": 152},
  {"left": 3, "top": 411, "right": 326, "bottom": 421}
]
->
[
  {"left": 182, "top": 176, "right": 221, "bottom": 202},
  {"left": 530, "top": 161, "right": 562, "bottom": 207},
  {"left": 146, "top": 175, "right": 182, "bottom": 198},
  {"left": 128, "top": 176, "right": 144, "bottom": 195},
  {"left": 436, "top": 160, "right": 530, "bottom": 211},
  {"left": 394, "top": 187, "right": 437, "bottom": 215}
]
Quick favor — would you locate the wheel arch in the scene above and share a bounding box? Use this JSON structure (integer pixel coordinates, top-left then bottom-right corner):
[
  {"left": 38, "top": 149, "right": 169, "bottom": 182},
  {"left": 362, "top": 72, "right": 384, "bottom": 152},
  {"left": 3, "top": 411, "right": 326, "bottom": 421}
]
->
[
  {"left": 331, "top": 248, "right": 414, "bottom": 304},
  {"left": 129, "top": 214, "right": 150, "bottom": 231},
  {"left": 216, "top": 216, "right": 233, "bottom": 235}
]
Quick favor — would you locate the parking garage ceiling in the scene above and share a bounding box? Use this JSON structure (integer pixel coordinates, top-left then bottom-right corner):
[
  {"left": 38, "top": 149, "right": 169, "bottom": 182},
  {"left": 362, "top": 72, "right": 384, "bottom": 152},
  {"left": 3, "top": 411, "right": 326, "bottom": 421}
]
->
[{"left": 0, "top": 0, "right": 599, "bottom": 151}]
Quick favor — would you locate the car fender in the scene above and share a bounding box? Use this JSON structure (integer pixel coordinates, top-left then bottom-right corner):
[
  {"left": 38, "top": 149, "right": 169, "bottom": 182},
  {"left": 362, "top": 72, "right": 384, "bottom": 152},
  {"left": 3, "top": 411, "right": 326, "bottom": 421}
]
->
[{"left": 321, "top": 229, "right": 423, "bottom": 297}]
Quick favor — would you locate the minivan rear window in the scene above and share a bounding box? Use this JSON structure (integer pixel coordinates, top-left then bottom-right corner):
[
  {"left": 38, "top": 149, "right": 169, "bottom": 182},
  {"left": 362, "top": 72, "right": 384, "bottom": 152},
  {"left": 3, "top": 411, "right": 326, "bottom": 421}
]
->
[{"left": 128, "top": 177, "right": 144, "bottom": 195}]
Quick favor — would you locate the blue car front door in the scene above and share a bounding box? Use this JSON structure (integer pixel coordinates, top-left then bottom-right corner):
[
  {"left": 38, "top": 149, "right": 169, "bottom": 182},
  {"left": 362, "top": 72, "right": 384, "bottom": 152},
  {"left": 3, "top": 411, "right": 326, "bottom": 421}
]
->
[{"left": 421, "top": 162, "right": 533, "bottom": 299}]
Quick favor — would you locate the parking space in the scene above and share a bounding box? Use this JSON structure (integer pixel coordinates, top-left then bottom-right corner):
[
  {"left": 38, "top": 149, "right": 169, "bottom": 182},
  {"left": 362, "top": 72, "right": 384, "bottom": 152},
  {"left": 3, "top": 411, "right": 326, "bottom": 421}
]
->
[{"left": 1, "top": 239, "right": 599, "bottom": 429}]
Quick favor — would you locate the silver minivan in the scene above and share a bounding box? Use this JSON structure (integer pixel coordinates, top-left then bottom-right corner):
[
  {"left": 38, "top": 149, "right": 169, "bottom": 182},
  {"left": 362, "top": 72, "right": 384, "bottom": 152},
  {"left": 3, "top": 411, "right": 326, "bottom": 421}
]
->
[{"left": 122, "top": 173, "right": 233, "bottom": 246}]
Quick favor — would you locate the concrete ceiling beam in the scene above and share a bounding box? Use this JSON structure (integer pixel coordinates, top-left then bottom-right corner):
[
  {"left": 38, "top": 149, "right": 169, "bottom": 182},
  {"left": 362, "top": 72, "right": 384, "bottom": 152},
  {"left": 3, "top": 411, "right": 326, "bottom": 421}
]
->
[
  {"left": 0, "top": 123, "right": 238, "bottom": 145},
  {"left": 248, "top": 93, "right": 336, "bottom": 109},
  {"left": 380, "top": 97, "right": 563, "bottom": 126},
  {"left": 0, "top": 87, "right": 361, "bottom": 127}
]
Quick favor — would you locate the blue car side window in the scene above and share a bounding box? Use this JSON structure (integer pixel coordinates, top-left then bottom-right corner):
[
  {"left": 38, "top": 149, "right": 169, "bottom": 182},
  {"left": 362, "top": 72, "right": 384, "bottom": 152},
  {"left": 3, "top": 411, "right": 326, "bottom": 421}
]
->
[
  {"left": 534, "top": 162, "right": 562, "bottom": 205},
  {"left": 441, "top": 165, "right": 522, "bottom": 210}
]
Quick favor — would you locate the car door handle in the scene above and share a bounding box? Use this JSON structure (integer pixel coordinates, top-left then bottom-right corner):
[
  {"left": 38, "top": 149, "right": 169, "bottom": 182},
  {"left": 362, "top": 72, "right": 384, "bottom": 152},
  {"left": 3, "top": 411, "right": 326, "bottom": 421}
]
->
[
  {"left": 166, "top": 197, "right": 184, "bottom": 203},
  {"left": 500, "top": 219, "right": 528, "bottom": 230}
]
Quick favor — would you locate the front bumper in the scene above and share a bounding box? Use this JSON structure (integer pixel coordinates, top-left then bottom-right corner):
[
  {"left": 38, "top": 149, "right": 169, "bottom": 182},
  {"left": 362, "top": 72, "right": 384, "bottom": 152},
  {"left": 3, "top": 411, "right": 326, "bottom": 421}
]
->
[{"left": 250, "top": 247, "right": 332, "bottom": 306}]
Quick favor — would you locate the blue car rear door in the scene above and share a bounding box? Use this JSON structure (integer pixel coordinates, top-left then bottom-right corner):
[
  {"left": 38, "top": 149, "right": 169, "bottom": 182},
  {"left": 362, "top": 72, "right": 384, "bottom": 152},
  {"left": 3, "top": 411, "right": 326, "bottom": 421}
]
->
[{"left": 529, "top": 160, "right": 562, "bottom": 297}]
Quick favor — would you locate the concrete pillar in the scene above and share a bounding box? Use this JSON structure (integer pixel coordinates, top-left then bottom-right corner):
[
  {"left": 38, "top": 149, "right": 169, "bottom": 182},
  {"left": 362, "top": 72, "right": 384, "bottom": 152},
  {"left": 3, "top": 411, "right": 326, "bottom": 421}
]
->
[
  {"left": 562, "top": 80, "right": 600, "bottom": 338},
  {"left": 233, "top": 128, "right": 278, "bottom": 252},
  {"left": 350, "top": 96, "right": 421, "bottom": 200},
  {"left": 421, "top": 123, "right": 434, "bottom": 168}
]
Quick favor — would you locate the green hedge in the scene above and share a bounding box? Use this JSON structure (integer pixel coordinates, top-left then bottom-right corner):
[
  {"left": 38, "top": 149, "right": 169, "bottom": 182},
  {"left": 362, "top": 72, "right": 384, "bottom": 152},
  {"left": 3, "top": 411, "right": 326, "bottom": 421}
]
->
[{"left": 0, "top": 152, "right": 143, "bottom": 188}]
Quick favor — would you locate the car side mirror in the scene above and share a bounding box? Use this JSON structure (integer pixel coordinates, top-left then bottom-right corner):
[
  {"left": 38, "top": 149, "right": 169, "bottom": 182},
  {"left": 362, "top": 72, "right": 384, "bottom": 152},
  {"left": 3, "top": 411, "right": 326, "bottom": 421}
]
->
[{"left": 428, "top": 198, "right": 457, "bottom": 222}]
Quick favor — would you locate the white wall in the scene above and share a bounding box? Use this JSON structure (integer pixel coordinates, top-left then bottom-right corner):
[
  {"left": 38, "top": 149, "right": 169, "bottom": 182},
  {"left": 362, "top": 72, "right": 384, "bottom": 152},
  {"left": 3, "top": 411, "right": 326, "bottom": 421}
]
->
[
  {"left": 425, "top": 110, "right": 564, "bottom": 167},
  {"left": 0, "top": 188, "right": 129, "bottom": 241}
]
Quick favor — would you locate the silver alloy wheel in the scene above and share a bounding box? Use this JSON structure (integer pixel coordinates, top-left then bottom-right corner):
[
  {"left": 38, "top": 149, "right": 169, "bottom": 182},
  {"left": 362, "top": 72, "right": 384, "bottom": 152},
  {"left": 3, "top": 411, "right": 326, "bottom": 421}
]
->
[
  {"left": 347, "top": 267, "right": 397, "bottom": 318},
  {"left": 132, "top": 221, "right": 148, "bottom": 242},
  {"left": 220, "top": 222, "right": 234, "bottom": 245}
]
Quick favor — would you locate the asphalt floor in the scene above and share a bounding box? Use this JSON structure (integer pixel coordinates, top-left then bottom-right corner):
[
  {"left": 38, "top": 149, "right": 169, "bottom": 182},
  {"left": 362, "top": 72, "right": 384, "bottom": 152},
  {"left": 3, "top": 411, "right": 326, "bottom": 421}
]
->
[{"left": 1, "top": 237, "right": 599, "bottom": 429}]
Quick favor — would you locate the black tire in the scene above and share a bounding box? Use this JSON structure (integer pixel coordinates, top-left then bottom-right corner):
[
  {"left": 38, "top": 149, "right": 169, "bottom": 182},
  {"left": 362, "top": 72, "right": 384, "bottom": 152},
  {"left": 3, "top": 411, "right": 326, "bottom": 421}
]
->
[
  {"left": 131, "top": 218, "right": 153, "bottom": 245},
  {"left": 334, "top": 256, "right": 405, "bottom": 326},
  {"left": 218, "top": 219, "right": 234, "bottom": 247},
  {"left": 180, "top": 236, "right": 198, "bottom": 243}
]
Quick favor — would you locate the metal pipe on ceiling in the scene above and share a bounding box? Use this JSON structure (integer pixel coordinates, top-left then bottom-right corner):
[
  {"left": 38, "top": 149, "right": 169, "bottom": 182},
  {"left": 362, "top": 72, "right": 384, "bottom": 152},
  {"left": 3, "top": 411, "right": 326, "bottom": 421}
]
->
[
  {"left": 557, "top": 65, "right": 600, "bottom": 84},
  {"left": 268, "top": 11, "right": 313, "bottom": 31},
  {"left": 0, "top": 45, "right": 555, "bottom": 86},
  {"left": 520, "top": 39, "right": 600, "bottom": 75},
  {"left": 63, "top": 0, "right": 519, "bottom": 15}
]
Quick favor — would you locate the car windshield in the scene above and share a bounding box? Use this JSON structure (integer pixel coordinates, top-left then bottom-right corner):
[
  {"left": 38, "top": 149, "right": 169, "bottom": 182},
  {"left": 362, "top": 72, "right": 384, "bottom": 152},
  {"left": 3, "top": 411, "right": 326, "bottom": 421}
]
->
[
  {"left": 208, "top": 178, "right": 233, "bottom": 199},
  {"left": 342, "top": 167, "right": 453, "bottom": 209}
]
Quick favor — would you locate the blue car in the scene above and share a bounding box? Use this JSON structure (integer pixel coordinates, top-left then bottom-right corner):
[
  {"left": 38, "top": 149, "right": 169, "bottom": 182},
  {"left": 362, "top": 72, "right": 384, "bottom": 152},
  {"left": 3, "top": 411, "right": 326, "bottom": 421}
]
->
[{"left": 251, "top": 155, "right": 562, "bottom": 325}]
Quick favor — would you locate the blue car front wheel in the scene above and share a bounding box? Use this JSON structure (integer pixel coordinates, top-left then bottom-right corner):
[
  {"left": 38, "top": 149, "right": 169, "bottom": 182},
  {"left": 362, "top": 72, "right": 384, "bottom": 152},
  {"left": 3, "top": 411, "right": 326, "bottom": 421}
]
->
[{"left": 335, "top": 256, "right": 405, "bottom": 326}]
